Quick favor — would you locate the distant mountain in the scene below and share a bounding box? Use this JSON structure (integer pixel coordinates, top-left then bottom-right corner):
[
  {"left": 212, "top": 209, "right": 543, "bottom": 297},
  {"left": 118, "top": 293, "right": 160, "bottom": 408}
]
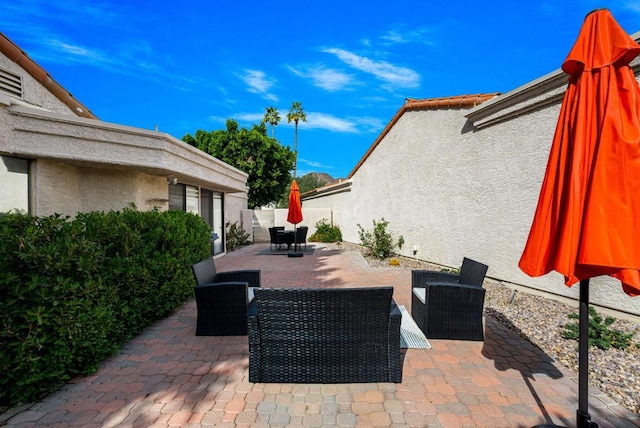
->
[{"left": 308, "top": 172, "right": 338, "bottom": 185}]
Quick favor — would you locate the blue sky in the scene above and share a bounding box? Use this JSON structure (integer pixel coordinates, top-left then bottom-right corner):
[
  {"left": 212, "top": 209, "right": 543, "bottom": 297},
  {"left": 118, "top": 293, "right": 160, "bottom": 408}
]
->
[{"left": 2, "top": 1, "right": 640, "bottom": 179}]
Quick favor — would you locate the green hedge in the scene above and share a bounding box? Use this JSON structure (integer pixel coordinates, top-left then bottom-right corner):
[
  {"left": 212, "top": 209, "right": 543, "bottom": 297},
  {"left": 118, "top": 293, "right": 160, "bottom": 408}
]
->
[{"left": 0, "top": 209, "right": 211, "bottom": 408}]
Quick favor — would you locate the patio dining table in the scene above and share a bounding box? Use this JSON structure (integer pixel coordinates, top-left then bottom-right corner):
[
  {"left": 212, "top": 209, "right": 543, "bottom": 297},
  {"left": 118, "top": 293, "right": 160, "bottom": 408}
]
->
[{"left": 277, "top": 230, "right": 296, "bottom": 250}]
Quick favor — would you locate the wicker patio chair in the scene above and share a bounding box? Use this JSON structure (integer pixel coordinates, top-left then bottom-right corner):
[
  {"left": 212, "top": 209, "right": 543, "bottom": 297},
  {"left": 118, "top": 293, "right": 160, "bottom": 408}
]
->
[
  {"left": 268, "top": 227, "right": 287, "bottom": 250},
  {"left": 191, "top": 257, "right": 261, "bottom": 336},
  {"left": 411, "top": 257, "right": 488, "bottom": 341},
  {"left": 294, "top": 226, "right": 308, "bottom": 250},
  {"left": 248, "top": 287, "right": 402, "bottom": 383}
]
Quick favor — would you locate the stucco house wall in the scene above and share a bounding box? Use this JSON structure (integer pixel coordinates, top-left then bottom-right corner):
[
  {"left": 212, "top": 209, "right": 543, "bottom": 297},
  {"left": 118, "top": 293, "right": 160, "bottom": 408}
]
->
[
  {"left": 0, "top": 33, "right": 250, "bottom": 251},
  {"left": 303, "top": 36, "right": 640, "bottom": 317}
]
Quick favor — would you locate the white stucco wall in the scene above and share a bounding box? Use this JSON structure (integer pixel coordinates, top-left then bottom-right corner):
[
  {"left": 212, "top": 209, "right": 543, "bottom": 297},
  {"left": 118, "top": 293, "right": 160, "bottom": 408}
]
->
[
  {"left": 0, "top": 53, "right": 76, "bottom": 115},
  {"left": 250, "top": 207, "right": 334, "bottom": 243},
  {"left": 303, "top": 81, "right": 640, "bottom": 317},
  {"left": 1, "top": 103, "right": 249, "bottom": 217},
  {"left": 1, "top": 40, "right": 252, "bottom": 261},
  {"left": 225, "top": 193, "right": 250, "bottom": 229},
  {"left": 32, "top": 160, "right": 171, "bottom": 216}
]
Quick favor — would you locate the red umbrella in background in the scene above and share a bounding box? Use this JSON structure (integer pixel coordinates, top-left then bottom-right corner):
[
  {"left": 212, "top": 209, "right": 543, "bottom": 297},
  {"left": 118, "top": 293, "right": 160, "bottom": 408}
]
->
[
  {"left": 287, "top": 180, "right": 303, "bottom": 255},
  {"left": 519, "top": 9, "right": 640, "bottom": 427}
]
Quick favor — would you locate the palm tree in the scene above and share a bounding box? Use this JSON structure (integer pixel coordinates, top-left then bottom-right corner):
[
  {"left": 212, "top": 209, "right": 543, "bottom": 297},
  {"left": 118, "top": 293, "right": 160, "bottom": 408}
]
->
[
  {"left": 263, "top": 106, "right": 280, "bottom": 139},
  {"left": 287, "top": 101, "right": 306, "bottom": 177}
]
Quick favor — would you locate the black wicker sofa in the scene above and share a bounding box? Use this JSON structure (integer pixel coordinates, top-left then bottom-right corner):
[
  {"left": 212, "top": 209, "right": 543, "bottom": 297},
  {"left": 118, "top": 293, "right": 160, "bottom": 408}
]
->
[{"left": 248, "top": 287, "right": 402, "bottom": 383}]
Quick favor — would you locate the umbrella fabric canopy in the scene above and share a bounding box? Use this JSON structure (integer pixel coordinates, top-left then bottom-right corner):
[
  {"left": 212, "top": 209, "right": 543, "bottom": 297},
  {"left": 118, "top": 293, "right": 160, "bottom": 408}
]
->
[
  {"left": 519, "top": 9, "right": 640, "bottom": 427},
  {"left": 287, "top": 179, "right": 303, "bottom": 225},
  {"left": 519, "top": 8, "right": 640, "bottom": 297}
]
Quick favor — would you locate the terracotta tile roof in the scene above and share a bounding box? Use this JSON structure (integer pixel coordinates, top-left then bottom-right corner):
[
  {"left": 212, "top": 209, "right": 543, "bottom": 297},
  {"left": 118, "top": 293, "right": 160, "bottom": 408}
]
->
[
  {"left": 0, "top": 32, "right": 97, "bottom": 119},
  {"left": 347, "top": 93, "right": 500, "bottom": 178}
]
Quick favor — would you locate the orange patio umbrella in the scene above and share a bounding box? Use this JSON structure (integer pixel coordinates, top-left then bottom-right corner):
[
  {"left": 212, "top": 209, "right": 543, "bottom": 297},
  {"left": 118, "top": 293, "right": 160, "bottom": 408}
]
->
[
  {"left": 519, "top": 9, "right": 640, "bottom": 427},
  {"left": 287, "top": 180, "right": 303, "bottom": 254}
]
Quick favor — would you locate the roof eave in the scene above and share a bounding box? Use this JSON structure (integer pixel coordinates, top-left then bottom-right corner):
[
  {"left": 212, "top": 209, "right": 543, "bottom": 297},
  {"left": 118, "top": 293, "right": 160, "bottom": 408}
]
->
[
  {"left": 346, "top": 93, "right": 499, "bottom": 179},
  {"left": 0, "top": 32, "right": 98, "bottom": 120}
]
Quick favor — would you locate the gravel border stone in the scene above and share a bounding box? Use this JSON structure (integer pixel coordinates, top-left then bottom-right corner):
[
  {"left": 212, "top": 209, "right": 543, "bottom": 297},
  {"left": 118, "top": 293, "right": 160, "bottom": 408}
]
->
[{"left": 325, "top": 241, "right": 640, "bottom": 414}]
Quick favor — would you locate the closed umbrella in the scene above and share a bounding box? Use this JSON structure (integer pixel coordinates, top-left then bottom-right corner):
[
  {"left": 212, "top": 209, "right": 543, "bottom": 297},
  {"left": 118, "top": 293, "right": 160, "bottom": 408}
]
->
[
  {"left": 287, "top": 180, "right": 303, "bottom": 256},
  {"left": 519, "top": 8, "right": 640, "bottom": 428}
]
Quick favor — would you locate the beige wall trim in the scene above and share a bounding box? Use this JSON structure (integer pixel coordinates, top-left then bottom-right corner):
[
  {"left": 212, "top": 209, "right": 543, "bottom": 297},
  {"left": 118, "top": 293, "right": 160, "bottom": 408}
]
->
[{"left": 7, "top": 105, "right": 248, "bottom": 193}]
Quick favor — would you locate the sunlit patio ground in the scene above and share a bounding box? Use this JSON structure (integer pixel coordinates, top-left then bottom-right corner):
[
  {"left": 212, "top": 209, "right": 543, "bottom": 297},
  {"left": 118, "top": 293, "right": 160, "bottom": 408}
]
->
[{"left": 2, "top": 243, "right": 639, "bottom": 428}]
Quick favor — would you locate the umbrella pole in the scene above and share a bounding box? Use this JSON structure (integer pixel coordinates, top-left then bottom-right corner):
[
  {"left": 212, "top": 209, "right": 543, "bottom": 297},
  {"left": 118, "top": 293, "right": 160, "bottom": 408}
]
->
[
  {"left": 577, "top": 279, "right": 598, "bottom": 428},
  {"left": 293, "top": 224, "right": 298, "bottom": 251}
]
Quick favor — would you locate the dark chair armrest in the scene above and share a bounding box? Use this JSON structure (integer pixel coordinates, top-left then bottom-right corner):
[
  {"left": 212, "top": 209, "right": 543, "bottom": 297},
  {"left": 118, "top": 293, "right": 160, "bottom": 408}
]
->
[
  {"left": 426, "top": 281, "right": 484, "bottom": 290},
  {"left": 216, "top": 270, "right": 261, "bottom": 287},
  {"left": 412, "top": 270, "right": 459, "bottom": 288},
  {"left": 388, "top": 298, "right": 402, "bottom": 383},
  {"left": 195, "top": 281, "right": 250, "bottom": 298}
]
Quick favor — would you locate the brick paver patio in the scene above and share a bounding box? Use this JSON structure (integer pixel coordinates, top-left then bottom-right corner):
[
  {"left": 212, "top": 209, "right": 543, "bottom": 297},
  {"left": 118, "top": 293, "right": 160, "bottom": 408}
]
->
[{"left": 2, "top": 243, "right": 639, "bottom": 427}]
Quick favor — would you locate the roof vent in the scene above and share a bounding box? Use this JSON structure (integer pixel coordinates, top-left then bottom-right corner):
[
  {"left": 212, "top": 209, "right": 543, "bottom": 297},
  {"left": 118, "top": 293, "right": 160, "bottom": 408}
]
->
[{"left": 0, "top": 67, "right": 22, "bottom": 99}]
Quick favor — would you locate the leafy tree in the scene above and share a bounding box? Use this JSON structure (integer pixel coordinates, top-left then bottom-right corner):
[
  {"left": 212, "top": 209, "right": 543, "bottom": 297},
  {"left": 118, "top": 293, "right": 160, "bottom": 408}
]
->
[
  {"left": 183, "top": 120, "right": 295, "bottom": 208},
  {"left": 263, "top": 106, "right": 280, "bottom": 139},
  {"left": 287, "top": 101, "right": 306, "bottom": 177}
]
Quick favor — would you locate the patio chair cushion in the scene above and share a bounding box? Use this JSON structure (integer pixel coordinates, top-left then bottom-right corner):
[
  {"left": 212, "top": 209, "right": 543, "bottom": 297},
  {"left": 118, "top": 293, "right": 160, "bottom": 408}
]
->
[{"left": 412, "top": 287, "right": 426, "bottom": 304}]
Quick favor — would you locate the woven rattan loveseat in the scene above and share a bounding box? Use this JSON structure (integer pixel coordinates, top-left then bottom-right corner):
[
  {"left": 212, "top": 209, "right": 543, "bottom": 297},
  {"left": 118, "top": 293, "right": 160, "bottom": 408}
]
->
[
  {"left": 411, "top": 257, "right": 488, "bottom": 341},
  {"left": 248, "top": 287, "right": 402, "bottom": 383}
]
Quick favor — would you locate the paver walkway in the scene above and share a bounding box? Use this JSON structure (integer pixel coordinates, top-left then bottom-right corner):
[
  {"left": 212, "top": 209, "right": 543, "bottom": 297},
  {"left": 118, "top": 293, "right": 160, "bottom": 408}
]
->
[{"left": 2, "top": 243, "right": 639, "bottom": 427}]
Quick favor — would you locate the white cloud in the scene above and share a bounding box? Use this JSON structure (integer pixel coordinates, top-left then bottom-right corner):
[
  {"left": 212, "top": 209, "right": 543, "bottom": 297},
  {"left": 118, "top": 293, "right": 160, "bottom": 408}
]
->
[
  {"left": 380, "top": 27, "right": 435, "bottom": 45},
  {"left": 354, "top": 116, "right": 386, "bottom": 133},
  {"left": 233, "top": 112, "right": 265, "bottom": 123},
  {"left": 240, "top": 70, "right": 278, "bottom": 102},
  {"left": 321, "top": 48, "right": 420, "bottom": 89},
  {"left": 624, "top": 2, "right": 640, "bottom": 13},
  {"left": 304, "top": 112, "right": 358, "bottom": 133},
  {"left": 215, "top": 111, "right": 381, "bottom": 135},
  {"left": 287, "top": 65, "right": 355, "bottom": 91},
  {"left": 299, "top": 158, "right": 332, "bottom": 169}
]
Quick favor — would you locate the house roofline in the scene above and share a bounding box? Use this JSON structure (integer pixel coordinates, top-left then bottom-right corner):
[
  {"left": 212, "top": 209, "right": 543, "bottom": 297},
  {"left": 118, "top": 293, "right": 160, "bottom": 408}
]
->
[
  {"left": 0, "top": 32, "right": 98, "bottom": 120},
  {"left": 346, "top": 93, "right": 499, "bottom": 179}
]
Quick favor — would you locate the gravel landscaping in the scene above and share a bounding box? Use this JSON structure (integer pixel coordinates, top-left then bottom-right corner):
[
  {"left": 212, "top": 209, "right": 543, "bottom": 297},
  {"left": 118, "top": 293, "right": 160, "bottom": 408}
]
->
[{"left": 327, "top": 241, "right": 640, "bottom": 414}]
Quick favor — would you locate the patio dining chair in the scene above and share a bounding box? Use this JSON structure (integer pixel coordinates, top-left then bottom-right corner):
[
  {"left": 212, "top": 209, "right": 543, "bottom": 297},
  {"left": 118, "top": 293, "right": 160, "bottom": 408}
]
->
[
  {"left": 294, "top": 226, "right": 308, "bottom": 250},
  {"left": 411, "top": 257, "right": 488, "bottom": 341},
  {"left": 191, "top": 257, "right": 261, "bottom": 336},
  {"left": 268, "top": 227, "right": 287, "bottom": 250}
]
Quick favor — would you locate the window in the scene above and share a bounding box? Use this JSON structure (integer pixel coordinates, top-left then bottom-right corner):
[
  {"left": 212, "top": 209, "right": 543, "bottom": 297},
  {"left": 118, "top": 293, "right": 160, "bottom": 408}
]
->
[
  {"left": 168, "top": 184, "right": 199, "bottom": 214},
  {"left": 186, "top": 186, "right": 199, "bottom": 214},
  {"left": 0, "top": 156, "right": 29, "bottom": 213},
  {"left": 168, "top": 183, "right": 185, "bottom": 211},
  {"left": 169, "top": 182, "right": 224, "bottom": 255}
]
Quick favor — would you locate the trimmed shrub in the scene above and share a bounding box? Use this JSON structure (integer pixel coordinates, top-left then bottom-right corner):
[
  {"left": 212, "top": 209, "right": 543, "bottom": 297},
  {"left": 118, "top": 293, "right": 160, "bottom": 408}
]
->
[
  {"left": 0, "top": 209, "right": 210, "bottom": 408},
  {"left": 308, "top": 219, "right": 342, "bottom": 243},
  {"left": 357, "top": 218, "right": 404, "bottom": 259}
]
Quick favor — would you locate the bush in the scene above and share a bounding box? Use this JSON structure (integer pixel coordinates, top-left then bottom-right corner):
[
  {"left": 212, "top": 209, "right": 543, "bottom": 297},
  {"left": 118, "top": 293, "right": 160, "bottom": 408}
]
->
[
  {"left": 562, "top": 306, "right": 634, "bottom": 350},
  {"left": 357, "top": 218, "right": 404, "bottom": 259},
  {"left": 225, "top": 221, "right": 251, "bottom": 251},
  {"left": 0, "top": 209, "right": 210, "bottom": 408},
  {"left": 309, "top": 219, "right": 342, "bottom": 243}
]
